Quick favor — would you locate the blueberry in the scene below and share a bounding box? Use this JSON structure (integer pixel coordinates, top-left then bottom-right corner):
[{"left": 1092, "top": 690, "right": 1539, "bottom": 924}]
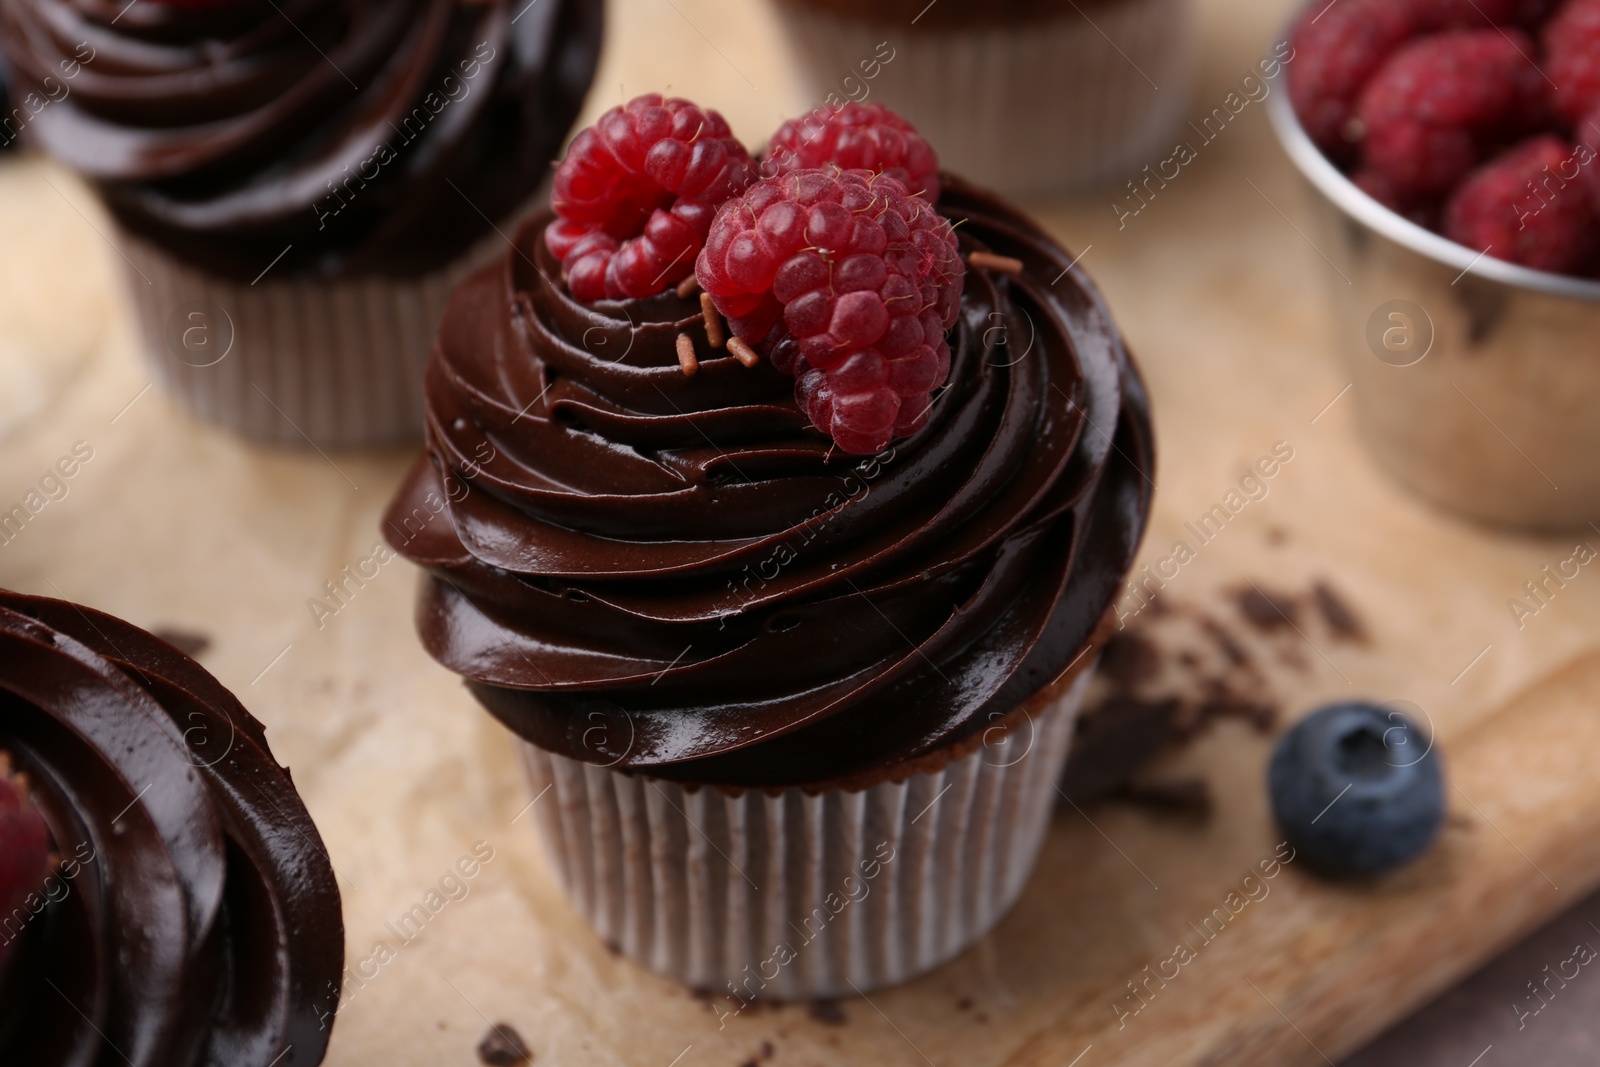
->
[{"left": 1268, "top": 701, "right": 1444, "bottom": 877}]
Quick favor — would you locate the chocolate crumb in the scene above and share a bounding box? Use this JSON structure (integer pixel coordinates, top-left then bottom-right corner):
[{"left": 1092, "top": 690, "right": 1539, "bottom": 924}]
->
[
  {"left": 1234, "top": 586, "right": 1299, "bottom": 631},
  {"left": 1196, "top": 698, "right": 1276, "bottom": 733},
  {"left": 1199, "top": 617, "right": 1251, "bottom": 669},
  {"left": 1098, "top": 631, "right": 1161, "bottom": 689},
  {"left": 1265, "top": 526, "right": 1289, "bottom": 546},
  {"left": 1121, "top": 777, "right": 1212, "bottom": 814},
  {"left": 152, "top": 627, "right": 211, "bottom": 658},
  {"left": 1312, "top": 580, "right": 1367, "bottom": 643},
  {"left": 761, "top": 1039, "right": 775, "bottom": 1059},
  {"left": 956, "top": 997, "right": 974, "bottom": 1011},
  {"left": 974, "top": 1011, "right": 990, "bottom": 1024},
  {"left": 477, "top": 1023, "right": 532, "bottom": 1066},
  {"left": 739, "top": 1060, "right": 758, "bottom": 1067},
  {"left": 808, "top": 1000, "right": 846, "bottom": 1026}
]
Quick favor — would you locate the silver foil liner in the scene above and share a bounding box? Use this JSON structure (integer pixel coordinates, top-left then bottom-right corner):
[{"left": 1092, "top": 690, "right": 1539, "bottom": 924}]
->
[
  {"left": 114, "top": 220, "right": 520, "bottom": 450},
  {"left": 1266, "top": 59, "right": 1600, "bottom": 531},
  {"left": 519, "top": 667, "right": 1090, "bottom": 999},
  {"left": 771, "top": 0, "right": 1195, "bottom": 195}
]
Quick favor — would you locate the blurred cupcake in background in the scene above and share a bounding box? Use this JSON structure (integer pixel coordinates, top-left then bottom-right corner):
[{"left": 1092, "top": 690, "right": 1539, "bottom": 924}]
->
[
  {"left": 767, "top": 0, "right": 1196, "bottom": 195},
  {"left": 0, "top": 0, "right": 601, "bottom": 448}
]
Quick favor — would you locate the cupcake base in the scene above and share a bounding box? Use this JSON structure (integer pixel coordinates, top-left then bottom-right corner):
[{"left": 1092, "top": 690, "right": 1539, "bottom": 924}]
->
[
  {"left": 115, "top": 220, "right": 522, "bottom": 450},
  {"left": 519, "top": 666, "right": 1090, "bottom": 1000},
  {"left": 773, "top": 0, "right": 1195, "bottom": 194}
]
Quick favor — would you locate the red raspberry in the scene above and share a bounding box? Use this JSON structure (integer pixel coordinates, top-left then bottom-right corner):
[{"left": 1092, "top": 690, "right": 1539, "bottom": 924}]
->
[
  {"left": 1579, "top": 105, "right": 1600, "bottom": 211},
  {"left": 1356, "top": 30, "right": 1549, "bottom": 198},
  {"left": 1288, "top": 0, "right": 1419, "bottom": 160},
  {"left": 1444, "top": 136, "right": 1600, "bottom": 273},
  {"left": 1546, "top": 0, "right": 1600, "bottom": 123},
  {"left": 1353, "top": 167, "right": 1441, "bottom": 229},
  {"left": 0, "top": 752, "right": 51, "bottom": 967},
  {"left": 1418, "top": 0, "right": 1556, "bottom": 27},
  {"left": 546, "top": 94, "right": 755, "bottom": 302},
  {"left": 763, "top": 102, "right": 941, "bottom": 201},
  {"left": 696, "top": 168, "right": 964, "bottom": 455}
]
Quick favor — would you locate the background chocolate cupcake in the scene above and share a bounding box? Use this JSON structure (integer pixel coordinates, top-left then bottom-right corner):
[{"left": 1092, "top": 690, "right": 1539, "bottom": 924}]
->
[
  {"left": 768, "top": 0, "right": 1196, "bottom": 194},
  {"left": 0, "top": 589, "right": 344, "bottom": 1066},
  {"left": 0, "top": 0, "right": 602, "bottom": 447}
]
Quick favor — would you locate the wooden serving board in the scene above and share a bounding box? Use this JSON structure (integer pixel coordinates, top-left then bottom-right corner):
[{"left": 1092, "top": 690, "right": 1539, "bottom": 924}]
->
[{"left": 3, "top": 0, "right": 1600, "bottom": 1064}]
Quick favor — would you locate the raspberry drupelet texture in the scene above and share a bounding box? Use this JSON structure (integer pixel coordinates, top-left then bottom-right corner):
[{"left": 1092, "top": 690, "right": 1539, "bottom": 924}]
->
[
  {"left": 1444, "top": 136, "right": 1600, "bottom": 273},
  {"left": 763, "top": 102, "right": 941, "bottom": 201},
  {"left": 1546, "top": 0, "right": 1600, "bottom": 123},
  {"left": 0, "top": 752, "right": 51, "bottom": 968},
  {"left": 1287, "top": 0, "right": 1419, "bottom": 160},
  {"left": 1356, "top": 30, "right": 1549, "bottom": 198},
  {"left": 547, "top": 94, "right": 755, "bottom": 302},
  {"left": 696, "top": 168, "right": 965, "bottom": 455}
]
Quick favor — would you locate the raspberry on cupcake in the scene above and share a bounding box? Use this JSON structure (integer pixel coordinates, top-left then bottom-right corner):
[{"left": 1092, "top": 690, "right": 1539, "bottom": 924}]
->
[
  {"left": 762, "top": 101, "right": 941, "bottom": 200},
  {"left": 696, "top": 167, "right": 964, "bottom": 454},
  {"left": 546, "top": 94, "right": 755, "bottom": 302}
]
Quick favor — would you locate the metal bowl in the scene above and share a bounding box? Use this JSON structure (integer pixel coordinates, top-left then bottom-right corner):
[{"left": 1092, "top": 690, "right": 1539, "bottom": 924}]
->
[{"left": 1266, "top": 60, "right": 1600, "bottom": 532}]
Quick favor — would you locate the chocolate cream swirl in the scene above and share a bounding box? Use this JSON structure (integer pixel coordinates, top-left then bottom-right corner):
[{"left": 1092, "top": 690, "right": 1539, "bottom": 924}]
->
[
  {"left": 0, "top": 0, "right": 601, "bottom": 279},
  {"left": 386, "top": 175, "right": 1156, "bottom": 789},
  {"left": 0, "top": 591, "right": 343, "bottom": 1067}
]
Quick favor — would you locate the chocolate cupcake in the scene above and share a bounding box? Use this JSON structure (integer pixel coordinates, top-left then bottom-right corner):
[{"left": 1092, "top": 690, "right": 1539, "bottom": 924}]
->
[
  {"left": 768, "top": 0, "right": 1195, "bottom": 194},
  {"left": 0, "top": 590, "right": 344, "bottom": 1065},
  {"left": 385, "top": 98, "right": 1154, "bottom": 997},
  {"left": 0, "top": 0, "right": 601, "bottom": 447}
]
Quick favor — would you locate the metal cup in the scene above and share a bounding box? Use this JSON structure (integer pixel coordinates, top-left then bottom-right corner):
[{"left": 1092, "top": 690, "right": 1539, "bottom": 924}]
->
[{"left": 1266, "top": 66, "right": 1600, "bottom": 532}]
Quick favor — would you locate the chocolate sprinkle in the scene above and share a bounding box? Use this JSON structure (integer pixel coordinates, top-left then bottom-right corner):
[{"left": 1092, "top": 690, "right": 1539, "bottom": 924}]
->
[
  {"left": 808, "top": 1000, "right": 847, "bottom": 1026},
  {"left": 477, "top": 1023, "right": 532, "bottom": 1066}
]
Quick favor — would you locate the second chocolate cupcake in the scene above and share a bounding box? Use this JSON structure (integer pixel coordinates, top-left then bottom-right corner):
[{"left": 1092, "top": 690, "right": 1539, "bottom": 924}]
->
[{"left": 0, "top": 0, "right": 602, "bottom": 447}]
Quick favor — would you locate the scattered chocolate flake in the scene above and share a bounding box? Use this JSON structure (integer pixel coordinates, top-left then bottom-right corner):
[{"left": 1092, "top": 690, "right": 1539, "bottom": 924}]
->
[
  {"left": 956, "top": 997, "right": 974, "bottom": 1011},
  {"left": 1121, "top": 777, "right": 1212, "bottom": 814},
  {"left": 808, "top": 1000, "right": 847, "bottom": 1026},
  {"left": 1265, "top": 526, "right": 1289, "bottom": 546},
  {"left": 1312, "top": 580, "right": 1367, "bottom": 643},
  {"left": 1060, "top": 697, "right": 1180, "bottom": 804},
  {"left": 151, "top": 627, "right": 210, "bottom": 658},
  {"left": 1098, "top": 631, "right": 1161, "bottom": 689},
  {"left": 760, "top": 1040, "right": 774, "bottom": 1059},
  {"left": 477, "top": 1023, "right": 532, "bottom": 1066},
  {"left": 1234, "top": 586, "right": 1299, "bottom": 631},
  {"left": 1199, "top": 617, "right": 1250, "bottom": 669},
  {"left": 738, "top": 1060, "right": 758, "bottom": 1067},
  {"left": 1196, "top": 698, "right": 1276, "bottom": 733},
  {"left": 974, "top": 1012, "right": 990, "bottom": 1024}
]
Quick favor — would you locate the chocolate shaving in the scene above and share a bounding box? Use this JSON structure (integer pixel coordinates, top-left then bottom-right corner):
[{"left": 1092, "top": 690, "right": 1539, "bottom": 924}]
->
[
  {"left": 1313, "top": 580, "right": 1367, "bottom": 643},
  {"left": 1234, "top": 586, "right": 1299, "bottom": 630},
  {"left": 477, "top": 1023, "right": 532, "bottom": 1065}
]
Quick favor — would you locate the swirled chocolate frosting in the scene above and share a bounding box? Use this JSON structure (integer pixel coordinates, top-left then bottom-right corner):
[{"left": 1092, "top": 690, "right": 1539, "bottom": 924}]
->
[
  {"left": 0, "top": 0, "right": 602, "bottom": 279},
  {"left": 0, "top": 591, "right": 343, "bottom": 1066},
  {"left": 385, "top": 175, "right": 1156, "bottom": 788}
]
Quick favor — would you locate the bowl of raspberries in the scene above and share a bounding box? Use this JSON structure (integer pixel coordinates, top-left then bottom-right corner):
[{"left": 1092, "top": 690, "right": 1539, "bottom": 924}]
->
[{"left": 1269, "top": 0, "right": 1600, "bottom": 530}]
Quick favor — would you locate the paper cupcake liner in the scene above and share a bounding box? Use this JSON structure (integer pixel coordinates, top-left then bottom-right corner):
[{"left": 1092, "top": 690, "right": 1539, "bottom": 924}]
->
[
  {"left": 114, "top": 221, "right": 518, "bottom": 450},
  {"left": 519, "top": 667, "right": 1090, "bottom": 999},
  {"left": 773, "top": 0, "right": 1195, "bottom": 194}
]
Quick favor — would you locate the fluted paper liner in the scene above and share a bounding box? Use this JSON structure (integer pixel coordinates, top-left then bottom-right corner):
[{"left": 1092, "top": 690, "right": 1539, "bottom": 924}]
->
[
  {"left": 114, "top": 218, "right": 527, "bottom": 449},
  {"left": 519, "top": 667, "right": 1090, "bottom": 999},
  {"left": 773, "top": 0, "right": 1195, "bottom": 194}
]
